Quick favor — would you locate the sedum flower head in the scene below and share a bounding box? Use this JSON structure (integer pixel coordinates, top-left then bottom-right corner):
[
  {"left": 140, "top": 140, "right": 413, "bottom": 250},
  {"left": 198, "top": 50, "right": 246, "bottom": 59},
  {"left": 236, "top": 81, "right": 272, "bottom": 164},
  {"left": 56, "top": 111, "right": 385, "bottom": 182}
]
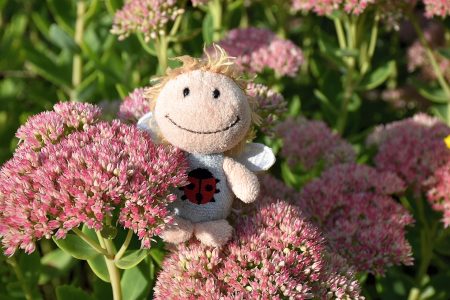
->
[
  {"left": 299, "top": 163, "right": 414, "bottom": 274},
  {"left": 276, "top": 117, "right": 356, "bottom": 171},
  {"left": 217, "top": 27, "right": 304, "bottom": 77},
  {"left": 16, "top": 102, "right": 101, "bottom": 152},
  {"left": 118, "top": 88, "right": 150, "bottom": 123},
  {"left": 155, "top": 199, "right": 363, "bottom": 299},
  {"left": 111, "top": 0, "right": 184, "bottom": 41},
  {"left": 427, "top": 159, "right": 450, "bottom": 227},
  {"left": 291, "top": 0, "right": 376, "bottom": 15},
  {"left": 423, "top": 0, "right": 450, "bottom": 17},
  {"left": 368, "top": 113, "right": 450, "bottom": 194},
  {"left": 246, "top": 83, "right": 286, "bottom": 135},
  {"left": 0, "top": 103, "right": 188, "bottom": 256}
]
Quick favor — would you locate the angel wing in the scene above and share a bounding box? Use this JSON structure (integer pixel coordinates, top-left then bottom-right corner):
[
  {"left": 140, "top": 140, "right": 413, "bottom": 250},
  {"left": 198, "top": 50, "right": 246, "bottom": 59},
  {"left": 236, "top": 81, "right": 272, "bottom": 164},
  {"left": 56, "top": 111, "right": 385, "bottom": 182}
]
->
[
  {"left": 234, "top": 143, "right": 276, "bottom": 173},
  {"left": 137, "top": 112, "right": 162, "bottom": 143}
]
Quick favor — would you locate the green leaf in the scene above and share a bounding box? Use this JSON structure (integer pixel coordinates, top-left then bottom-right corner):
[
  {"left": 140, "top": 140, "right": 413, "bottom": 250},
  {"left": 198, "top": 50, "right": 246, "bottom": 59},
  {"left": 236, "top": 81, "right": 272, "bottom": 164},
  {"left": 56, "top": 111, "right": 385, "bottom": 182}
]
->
[
  {"left": 359, "top": 60, "right": 394, "bottom": 91},
  {"left": 56, "top": 285, "right": 95, "bottom": 300},
  {"left": 438, "top": 48, "right": 450, "bottom": 60},
  {"left": 121, "top": 265, "right": 150, "bottom": 300},
  {"left": 87, "top": 254, "right": 110, "bottom": 283},
  {"left": 53, "top": 234, "right": 99, "bottom": 260},
  {"left": 47, "top": 0, "right": 75, "bottom": 34},
  {"left": 202, "top": 13, "right": 214, "bottom": 45},
  {"left": 25, "top": 47, "right": 71, "bottom": 89},
  {"left": 149, "top": 248, "right": 166, "bottom": 267},
  {"left": 39, "top": 249, "right": 74, "bottom": 284},
  {"left": 417, "top": 85, "right": 448, "bottom": 104},
  {"left": 48, "top": 24, "right": 79, "bottom": 53},
  {"left": 115, "top": 249, "right": 149, "bottom": 269}
]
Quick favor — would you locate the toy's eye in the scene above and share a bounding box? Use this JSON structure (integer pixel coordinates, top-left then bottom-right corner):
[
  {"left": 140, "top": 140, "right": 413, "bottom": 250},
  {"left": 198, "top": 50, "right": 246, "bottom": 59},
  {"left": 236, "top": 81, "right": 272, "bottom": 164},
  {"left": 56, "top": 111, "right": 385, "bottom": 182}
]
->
[
  {"left": 183, "top": 87, "right": 190, "bottom": 97},
  {"left": 213, "top": 88, "right": 220, "bottom": 99}
]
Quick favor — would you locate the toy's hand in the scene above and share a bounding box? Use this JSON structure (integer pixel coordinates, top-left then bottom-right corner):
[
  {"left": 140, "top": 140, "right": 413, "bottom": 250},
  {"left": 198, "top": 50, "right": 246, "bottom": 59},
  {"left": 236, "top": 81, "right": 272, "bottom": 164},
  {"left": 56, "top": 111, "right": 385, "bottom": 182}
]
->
[{"left": 223, "top": 156, "right": 260, "bottom": 203}]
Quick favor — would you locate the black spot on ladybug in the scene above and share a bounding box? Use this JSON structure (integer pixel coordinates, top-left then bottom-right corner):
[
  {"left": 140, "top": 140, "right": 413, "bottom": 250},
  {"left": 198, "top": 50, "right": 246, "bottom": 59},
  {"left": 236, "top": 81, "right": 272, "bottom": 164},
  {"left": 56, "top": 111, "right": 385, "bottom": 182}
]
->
[{"left": 182, "top": 168, "right": 220, "bottom": 205}]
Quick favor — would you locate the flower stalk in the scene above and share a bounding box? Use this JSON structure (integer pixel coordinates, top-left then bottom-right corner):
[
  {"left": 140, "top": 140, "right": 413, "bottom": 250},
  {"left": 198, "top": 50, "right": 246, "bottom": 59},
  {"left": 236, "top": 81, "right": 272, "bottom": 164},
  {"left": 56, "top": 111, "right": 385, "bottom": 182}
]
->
[
  {"left": 7, "top": 257, "right": 33, "bottom": 300},
  {"left": 70, "top": 0, "right": 86, "bottom": 101},
  {"left": 96, "top": 231, "right": 123, "bottom": 300}
]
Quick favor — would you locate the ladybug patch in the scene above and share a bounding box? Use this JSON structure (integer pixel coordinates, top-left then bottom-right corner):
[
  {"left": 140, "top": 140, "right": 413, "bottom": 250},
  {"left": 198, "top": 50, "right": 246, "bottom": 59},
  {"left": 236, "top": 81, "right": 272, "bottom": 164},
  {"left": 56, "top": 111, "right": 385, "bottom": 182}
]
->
[{"left": 179, "top": 168, "right": 220, "bottom": 205}]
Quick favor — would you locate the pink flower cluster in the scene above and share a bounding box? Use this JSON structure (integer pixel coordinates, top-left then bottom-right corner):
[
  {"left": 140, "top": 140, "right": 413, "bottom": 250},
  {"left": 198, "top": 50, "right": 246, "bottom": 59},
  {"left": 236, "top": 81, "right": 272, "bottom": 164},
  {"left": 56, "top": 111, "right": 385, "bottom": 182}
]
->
[
  {"left": 368, "top": 113, "right": 450, "bottom": 195},
  {"left": 291, "top": 0, "right": 376, "bottom": 15},
  {"left": 277, "top": 117, "right": 356, "bottom": 171},
  {"left": 0, "top": 103, "right": 188, "bottom": 256},
  {"left": 246, "top": 83, "right": 286, "bottom": 135},
  {"left": 299, "top": 163, "right": 414, "bottom": 274},
  {"left": 118, "top": 88, "right": 150, "bottom": 123},
  {"left": 407, "top": 22, "right": 450, "bottom": 83},
  {"left": 155, "top": 199, "right": 362, "bottom": 299},
  {"left": 111, "top": 0, "right": 184, "bottom": 41},
  {"left": 217, "top": 27, "right": 304, "bottom": 77},
  {"left": 427, "top": 160, "right": 450, "bottom": 227},
  {"left": 423, "top": 0, "right": 450, "bottom": 17},
  {"left": 15, "top": 102, "right": 101, "bottom": 152}
]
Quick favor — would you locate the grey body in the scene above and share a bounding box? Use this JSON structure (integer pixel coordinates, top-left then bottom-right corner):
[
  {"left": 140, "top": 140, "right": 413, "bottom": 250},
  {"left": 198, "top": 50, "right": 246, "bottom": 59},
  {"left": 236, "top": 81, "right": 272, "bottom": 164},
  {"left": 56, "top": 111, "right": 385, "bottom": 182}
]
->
[{"left": 171, "top": 153, "right": 233, "bottom": 223}]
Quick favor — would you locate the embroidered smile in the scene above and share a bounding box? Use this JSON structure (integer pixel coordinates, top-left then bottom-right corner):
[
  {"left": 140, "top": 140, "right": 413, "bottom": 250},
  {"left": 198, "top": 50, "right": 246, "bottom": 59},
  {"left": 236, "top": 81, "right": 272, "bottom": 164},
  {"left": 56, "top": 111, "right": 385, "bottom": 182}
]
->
[{"left": 165, "top": 115, "right": 240, "bottom": 134}]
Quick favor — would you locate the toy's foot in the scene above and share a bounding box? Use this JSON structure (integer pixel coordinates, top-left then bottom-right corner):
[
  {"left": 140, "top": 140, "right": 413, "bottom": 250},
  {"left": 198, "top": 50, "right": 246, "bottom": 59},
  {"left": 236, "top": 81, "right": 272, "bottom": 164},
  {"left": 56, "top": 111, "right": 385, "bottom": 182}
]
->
[
  {"left": 194, "top": 219, "right": 233, "bottom": 247},
  {"left": 160, "top": 217, "right": 194, "bottom": 244}
]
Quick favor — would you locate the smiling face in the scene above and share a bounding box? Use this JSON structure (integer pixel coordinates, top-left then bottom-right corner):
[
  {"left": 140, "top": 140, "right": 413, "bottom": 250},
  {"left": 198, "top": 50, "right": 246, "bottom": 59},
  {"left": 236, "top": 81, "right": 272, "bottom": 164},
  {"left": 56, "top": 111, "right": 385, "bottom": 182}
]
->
[{"left": 154, "top": 70, "right": 252, "bottom": 154}]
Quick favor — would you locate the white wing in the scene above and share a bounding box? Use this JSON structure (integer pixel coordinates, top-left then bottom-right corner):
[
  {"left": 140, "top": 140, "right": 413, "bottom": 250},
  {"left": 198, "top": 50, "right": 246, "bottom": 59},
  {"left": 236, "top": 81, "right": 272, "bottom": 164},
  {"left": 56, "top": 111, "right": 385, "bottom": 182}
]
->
[
  {"left": 234, "top": 143, "right": 276, "bottom": 172},
  {"left": 137, "top": 112, "right": 162, "bottom": 143}
]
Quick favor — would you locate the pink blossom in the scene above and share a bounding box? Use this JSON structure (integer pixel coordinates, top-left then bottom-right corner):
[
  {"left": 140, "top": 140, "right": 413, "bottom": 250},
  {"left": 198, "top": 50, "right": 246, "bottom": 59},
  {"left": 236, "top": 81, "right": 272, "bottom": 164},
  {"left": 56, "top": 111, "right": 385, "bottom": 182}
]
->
[
  {"left": 0, "top": 103, "right": 188, "bottom": 255},
  {"left": 368, "top": 113, "right": 450, "bottom": 194},
  {"left": 118, "top": 88, "right": 150, "bottom": 123},
  {"left": 407, "top": 22, "right": 450, "bottom": 82},
  {"left": 217, "top": 27, "right": 304, "bottom": 77},
  {"left": 246, "top": 83, "right": 286, "bottom": 135},
  {"left": 276, "top": 117, "right": 356, "bottom": 171},
  {"left": 291, "top": 0, "right": 376, "bottom": 15},
  {"left": 299, "top": 163, "right": 414, "bottom": 274},
  {"left": 16, "top": 102, "right": 101, "bottom": 152},
  {"left": 111, "top": 0, "right": 184, "bottom": 41},
  {"left": 423, "top": 0, "right": 450, "bottom": 17},
  {"left": 155, "top": 199, "right": 362, "bottom": 299},
  {"left": 426, "top": 160, "right": 450, "bottom": 227}
]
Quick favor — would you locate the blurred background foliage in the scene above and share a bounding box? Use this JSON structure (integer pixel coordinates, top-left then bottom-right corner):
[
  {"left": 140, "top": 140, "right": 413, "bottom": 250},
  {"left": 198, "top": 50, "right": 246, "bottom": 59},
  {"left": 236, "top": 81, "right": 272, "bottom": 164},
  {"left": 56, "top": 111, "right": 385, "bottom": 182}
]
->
[{"left": 2, "top": 0, "right": 450, "bottom": 299}]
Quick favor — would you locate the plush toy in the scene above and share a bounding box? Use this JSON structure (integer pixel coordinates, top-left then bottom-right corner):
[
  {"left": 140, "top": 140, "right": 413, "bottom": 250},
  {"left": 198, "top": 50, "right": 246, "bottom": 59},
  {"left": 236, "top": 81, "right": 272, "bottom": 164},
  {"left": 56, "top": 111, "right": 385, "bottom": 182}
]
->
[{"left": 138, "top": 46, "right": 275, "bottom": 247}]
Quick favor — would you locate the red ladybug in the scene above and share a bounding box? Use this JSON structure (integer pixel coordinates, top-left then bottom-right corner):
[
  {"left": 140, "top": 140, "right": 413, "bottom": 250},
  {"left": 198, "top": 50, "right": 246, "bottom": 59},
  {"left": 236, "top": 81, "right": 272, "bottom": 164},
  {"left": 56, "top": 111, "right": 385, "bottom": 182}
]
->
[{"left": 179, "top": 168, "right": 220, "bottom": 205}]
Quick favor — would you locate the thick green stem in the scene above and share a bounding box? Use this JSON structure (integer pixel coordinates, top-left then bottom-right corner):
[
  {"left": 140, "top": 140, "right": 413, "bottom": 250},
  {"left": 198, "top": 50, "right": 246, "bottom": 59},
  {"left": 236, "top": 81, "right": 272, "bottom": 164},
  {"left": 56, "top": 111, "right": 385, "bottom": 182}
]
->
[
  {"left": 209, "top": 0, "right": 223, "bottom": 41},
  {"left": 408, "top": 197, "right": 437, "bottom": 300},
  {"left": 115, "top": 230, "right": 133, "bottom": 261},
  {"left": 70, "top": 0, "right": 86, "bottom": 101},
  {"left": 7, "top": 257, "right": 34, "bottom": 300},
  {"left": 155, "top": 36, "right": 169, "bottom": 74},
  {"left": 96, "top": 231, "right": 122, "bottom": 300},
  {"left": 361, "top": 12, "right": 379, "bottom": 75},
  {"left": 72, "top": 228, "right": 111, "bottom": 258},
  {"left": 335, "top": 16, "right": 357, "bottom": 134}
]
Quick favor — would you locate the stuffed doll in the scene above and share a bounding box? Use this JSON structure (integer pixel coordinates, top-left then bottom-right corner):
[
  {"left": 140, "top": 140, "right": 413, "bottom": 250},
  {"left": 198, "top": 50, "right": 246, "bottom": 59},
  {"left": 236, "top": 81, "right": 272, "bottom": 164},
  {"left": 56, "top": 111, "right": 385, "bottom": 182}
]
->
[{"left": 138, "top": 46, "right": 275, "bottom": 247}]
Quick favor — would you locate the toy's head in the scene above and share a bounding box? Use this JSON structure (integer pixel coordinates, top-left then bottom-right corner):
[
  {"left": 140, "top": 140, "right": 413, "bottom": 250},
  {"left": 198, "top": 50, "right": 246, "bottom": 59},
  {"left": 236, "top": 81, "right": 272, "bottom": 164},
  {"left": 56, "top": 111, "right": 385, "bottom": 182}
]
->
[{"left": 146, "top": 47, "right": 258, "bottom": 154}]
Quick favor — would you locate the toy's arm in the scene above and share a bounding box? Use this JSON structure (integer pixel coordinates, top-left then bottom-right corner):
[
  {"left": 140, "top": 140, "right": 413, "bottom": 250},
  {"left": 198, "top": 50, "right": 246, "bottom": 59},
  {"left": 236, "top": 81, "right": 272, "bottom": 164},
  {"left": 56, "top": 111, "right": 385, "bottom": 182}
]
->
[{"left": 223, "top": 156, "right": 260, "bottom": 203}]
